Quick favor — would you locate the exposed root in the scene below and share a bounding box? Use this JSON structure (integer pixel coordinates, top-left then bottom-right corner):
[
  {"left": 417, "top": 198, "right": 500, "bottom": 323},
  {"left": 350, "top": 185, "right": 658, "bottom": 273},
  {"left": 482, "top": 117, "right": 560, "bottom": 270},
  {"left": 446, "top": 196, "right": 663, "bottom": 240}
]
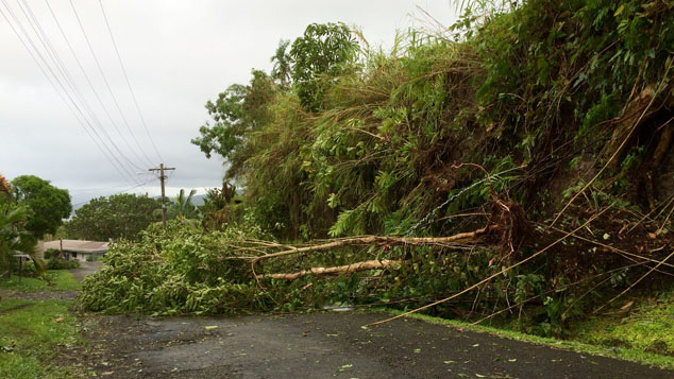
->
[
  {"left": 365, "top": 203, "right": 613, "bottom": 328},
  {"left": 487, "top": 198, "right": 531, "bottom": 256}
]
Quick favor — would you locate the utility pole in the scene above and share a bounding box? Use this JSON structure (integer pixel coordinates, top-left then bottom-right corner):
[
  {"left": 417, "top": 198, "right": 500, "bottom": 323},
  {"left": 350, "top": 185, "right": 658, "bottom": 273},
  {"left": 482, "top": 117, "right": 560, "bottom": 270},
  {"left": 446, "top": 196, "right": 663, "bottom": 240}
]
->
[{"left": 149, "top": 163, "right": 175, "bottom": 227}]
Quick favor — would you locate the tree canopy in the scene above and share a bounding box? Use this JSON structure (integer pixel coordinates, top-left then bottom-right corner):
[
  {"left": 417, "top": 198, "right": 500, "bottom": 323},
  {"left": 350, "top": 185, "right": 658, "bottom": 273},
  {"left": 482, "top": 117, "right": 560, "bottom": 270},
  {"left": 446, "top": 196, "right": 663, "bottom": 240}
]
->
[
  {"left": 289, "top": 22, "right": 358, "bottom": 111},
  {"left": 66, "top": 193, "right": 161, "bottom": 241},
  {"left": 11, "top": 175, "right": 71, "bottom": 239}
]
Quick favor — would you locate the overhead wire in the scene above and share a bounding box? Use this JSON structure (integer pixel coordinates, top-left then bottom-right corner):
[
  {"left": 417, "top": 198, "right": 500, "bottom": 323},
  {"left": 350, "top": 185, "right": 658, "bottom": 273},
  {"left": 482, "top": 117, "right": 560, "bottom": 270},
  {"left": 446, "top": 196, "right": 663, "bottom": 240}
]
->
[
  {"left": 68, "top": 0, "right": 157, "bottom": 168},
  {"left": 16, "top": 0, "right": 146, "bottom": 176},
  {"left": 0, "top": 0, "right": 139, "bottom": 185},
  {"left": 69, "top": 178, "right": 156, "bottom": 209},
  {"left": 98, "top": 0, "right": 164, "bottom": 163},
  {"left": 43, "top": 0, "right": 155, "bottom": 171},
  {"left": 2, "top": 0, "right": 168, "bottom": 193},
  {"left": 4, "top": 0, "right": 140, "bottom": 181}
]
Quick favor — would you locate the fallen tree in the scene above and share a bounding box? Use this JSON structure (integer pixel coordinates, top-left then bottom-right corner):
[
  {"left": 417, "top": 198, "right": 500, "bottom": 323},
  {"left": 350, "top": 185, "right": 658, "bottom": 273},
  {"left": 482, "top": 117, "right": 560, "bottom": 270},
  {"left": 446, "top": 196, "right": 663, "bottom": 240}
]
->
[
  {"left": 251, "top": 225, "right": 497, "bottom": 276},
  {"left": 262, "top": 259, "right": 403, "bottom": 280},
  {"left": 80, "top": 0, "right": 674, "bottom": 341}
]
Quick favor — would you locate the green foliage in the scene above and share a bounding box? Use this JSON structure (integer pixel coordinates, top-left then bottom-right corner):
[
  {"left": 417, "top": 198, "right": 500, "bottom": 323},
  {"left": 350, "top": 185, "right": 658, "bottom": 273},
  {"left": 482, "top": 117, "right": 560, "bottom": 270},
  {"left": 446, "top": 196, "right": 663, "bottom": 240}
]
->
[
  {"left": 46, "top": 258, "right": 80, "bottom": 271},
  {"left": 471, "top": 0, "right": 674, "bottom": 164},
  {"left": 80, "top": 219, "right": 535, "bottom": 320},
  {"left": 43, "top": 248, "right": 57, "bottom": 259},
  {"left": 0, "top": 195, "right": 35, "bottom": 278},
  {"left": 290, "top": 22, "right": 359, "bottom": 111},
  {"left": 10, "top": 175, "right": 71, "bottom": 239},
  {"left": 81, "top": 220, "right": 578, "bottom": 326},
  {"left": 192, "top": 83, "right": 247, "bottom": 160},
  {"left": 65, "top": 193, "right": 162, "bottom": 241},
  {"left": 198, "top": 183, "right": 245, "bottom": 231},
  {"left": 80, "top": 221, "right": 271, "bottom": 314},
  {"left": 411, "top": 310, "right": 674, "bottom": 370},
  {"left": 167, "top": 189, "right": 199, "bottom": 220},
  {"left": 191, "top": 71, "right": 276, "bottom": 178},
  {"left": 195, "top": 1, "right": 674, "bottom": 241},
  {"left": 575, "top": 291, "right": 674, "bottom": 357},
  {"left": 182, "top": 2, "right": 674, "bottom": 335},
  {"left": 271, "top": 39, "right": 292, "bottom": 87}
]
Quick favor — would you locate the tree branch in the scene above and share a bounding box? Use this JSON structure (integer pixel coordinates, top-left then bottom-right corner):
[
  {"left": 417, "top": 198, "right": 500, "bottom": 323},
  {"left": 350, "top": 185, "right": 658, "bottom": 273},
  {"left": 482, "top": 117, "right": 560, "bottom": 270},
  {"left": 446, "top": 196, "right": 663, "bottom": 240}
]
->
[{"left": 261, "top": 259, "right": 403, "bottom": 280}]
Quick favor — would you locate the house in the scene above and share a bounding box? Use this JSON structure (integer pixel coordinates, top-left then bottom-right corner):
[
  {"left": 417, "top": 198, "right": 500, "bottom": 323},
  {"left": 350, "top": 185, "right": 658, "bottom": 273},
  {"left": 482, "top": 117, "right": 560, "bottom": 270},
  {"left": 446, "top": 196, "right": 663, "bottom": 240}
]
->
[{"left": 37, "top": 240, "right": 109, "bottom": 262}]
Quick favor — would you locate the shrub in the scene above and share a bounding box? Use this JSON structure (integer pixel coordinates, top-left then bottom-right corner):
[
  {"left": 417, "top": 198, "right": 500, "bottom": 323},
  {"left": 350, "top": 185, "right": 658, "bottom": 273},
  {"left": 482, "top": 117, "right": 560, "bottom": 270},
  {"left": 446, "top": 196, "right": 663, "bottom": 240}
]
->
[
  {"left": 47, "top": 258, "right": 80, "bottom": 270},
  {"left": 43, "top": 248, "right": 58, "bottom": 259}
]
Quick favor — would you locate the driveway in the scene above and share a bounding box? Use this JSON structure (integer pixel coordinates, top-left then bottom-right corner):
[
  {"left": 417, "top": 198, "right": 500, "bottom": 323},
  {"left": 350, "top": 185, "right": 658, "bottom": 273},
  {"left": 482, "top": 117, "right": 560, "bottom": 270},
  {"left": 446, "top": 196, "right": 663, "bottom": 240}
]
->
[{"left": 69, "top": 260, "right": 103, "bottom": 282}]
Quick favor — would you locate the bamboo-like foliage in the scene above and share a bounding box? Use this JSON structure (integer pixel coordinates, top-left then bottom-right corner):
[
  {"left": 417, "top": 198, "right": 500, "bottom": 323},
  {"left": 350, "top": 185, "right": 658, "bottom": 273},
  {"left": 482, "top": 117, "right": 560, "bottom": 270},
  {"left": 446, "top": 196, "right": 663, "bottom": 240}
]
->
[{"left": 98, "top": 0, "right": 674, "bottom": 334}]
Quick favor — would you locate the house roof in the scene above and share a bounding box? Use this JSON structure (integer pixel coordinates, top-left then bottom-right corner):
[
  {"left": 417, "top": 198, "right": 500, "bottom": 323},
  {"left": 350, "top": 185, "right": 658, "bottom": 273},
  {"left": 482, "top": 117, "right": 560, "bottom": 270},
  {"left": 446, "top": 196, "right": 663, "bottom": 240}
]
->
[{"left": 38, "top": 240, "right": 109, "bottom": 254}]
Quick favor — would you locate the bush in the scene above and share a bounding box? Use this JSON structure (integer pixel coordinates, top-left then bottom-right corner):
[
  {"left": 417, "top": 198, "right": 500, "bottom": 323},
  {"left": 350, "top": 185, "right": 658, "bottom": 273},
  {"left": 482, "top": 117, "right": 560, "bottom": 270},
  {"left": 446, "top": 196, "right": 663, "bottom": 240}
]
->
[
  {"left": 47, "top": 258, "right": 80, "bottom": 270},
  {"left": 8, "top": 258, "right": 41, "bottom": 278},
  {"left": 43, "top": 248, "right": 58, "bottom": 259},
  {"left": 80, "top": 221, "right": 273, "bottom": 315},
  {"left": 79, "top": 220, "right": 507, "bottom": 316}
]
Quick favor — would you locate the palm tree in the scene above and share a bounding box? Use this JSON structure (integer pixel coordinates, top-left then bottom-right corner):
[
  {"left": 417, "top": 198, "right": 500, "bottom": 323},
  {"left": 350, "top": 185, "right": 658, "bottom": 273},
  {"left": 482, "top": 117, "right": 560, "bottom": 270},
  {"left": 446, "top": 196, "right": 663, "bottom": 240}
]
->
[
  {"left": 0, "top": 174, "right": 44, "bottom": 279},
  {"left": 0, "top": 199, "right": 38, "bottom": 278},
  {"left": 168, "top": 189, "right": 199, "bottom": 220},
  {"left": 270, "top": 39, "right": 292, "bottom": 87}
]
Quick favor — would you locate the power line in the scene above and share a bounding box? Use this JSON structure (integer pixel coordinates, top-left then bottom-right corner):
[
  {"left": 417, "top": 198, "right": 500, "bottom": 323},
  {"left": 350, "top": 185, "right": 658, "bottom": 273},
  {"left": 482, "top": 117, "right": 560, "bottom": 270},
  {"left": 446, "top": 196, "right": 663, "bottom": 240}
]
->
[
  {"left": 3, "top": 1, "right": 167, "bottom": 190},
  {"left": 68, "top": 172, "right": 155, "bottom": 193},
  {"left": 0, "top": 0, "right": 139, "bottom": 185},
  {"left": 44, "top": 0, "right": 155, "bottom": 170},
  {"left": 3, "top": 0, "right": 140, "bottom": 182},
  {"left": 69, "top": 0, "right": 157, "bottom": 168},
  {"left": 70, "top": 178, "right": 155, "bottom": 208},
  {"left": 15, "top": 0, "right": 146, "bottom": 175},
  {"left": 98, "top": 0, "right": 164, "bottom": 163}
]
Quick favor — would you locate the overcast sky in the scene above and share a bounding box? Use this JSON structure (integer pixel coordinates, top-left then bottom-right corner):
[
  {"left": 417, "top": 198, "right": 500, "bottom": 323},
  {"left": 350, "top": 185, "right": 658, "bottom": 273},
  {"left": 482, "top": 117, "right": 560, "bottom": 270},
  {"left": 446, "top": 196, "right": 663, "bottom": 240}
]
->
[{"left": 0, "top": 0, "right": 457, "bottom": 207}]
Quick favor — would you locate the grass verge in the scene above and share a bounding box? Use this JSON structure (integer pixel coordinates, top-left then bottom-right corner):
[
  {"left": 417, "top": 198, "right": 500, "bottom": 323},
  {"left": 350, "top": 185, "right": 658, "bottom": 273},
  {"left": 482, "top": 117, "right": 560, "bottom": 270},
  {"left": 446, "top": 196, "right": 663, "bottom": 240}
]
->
[
  {"left": 572, "top": 291, "right": 674, "bottom": 358},
  {"left": 0, "top": 270, "right": 82, "bottom": 291},
  {"left": 0, "top": 299, "right": 84, "bottom": 378}
]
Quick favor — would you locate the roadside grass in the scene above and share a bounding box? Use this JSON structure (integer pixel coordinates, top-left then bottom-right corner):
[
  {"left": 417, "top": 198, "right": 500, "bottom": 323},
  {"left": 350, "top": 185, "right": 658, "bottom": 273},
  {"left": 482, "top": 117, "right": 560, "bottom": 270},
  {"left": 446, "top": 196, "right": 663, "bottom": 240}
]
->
[
  {"left": 0, "top": 299, "right": 85, "bottom": 378},
  {"left": 571, "top": 291, "right": 674, "bottom": 359},
  {"left": 0, "top": 270, "right": 81, "bottom": 291},
  {"left": 377, "top": 308, "right": 674, "bottom": 371}
]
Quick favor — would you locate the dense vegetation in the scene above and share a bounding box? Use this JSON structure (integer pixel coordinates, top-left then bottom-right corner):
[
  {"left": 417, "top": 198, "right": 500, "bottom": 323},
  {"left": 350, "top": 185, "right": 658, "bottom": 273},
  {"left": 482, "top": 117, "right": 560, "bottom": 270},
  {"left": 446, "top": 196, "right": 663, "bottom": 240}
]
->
[
  {"left": 83, "top": 0, "right": 674, "bottom": 341},
  {"left": 66, "top": 193, "right": 162, "bottom": 241},
  {"left": 0, "top": 175, "right": 30, "bottom": 278},
  {"left": 10, "top": 175, "right": 71, "bottom": 239},
  {"left": 0, "top": 174, "right": 68, "bottom": 278}
]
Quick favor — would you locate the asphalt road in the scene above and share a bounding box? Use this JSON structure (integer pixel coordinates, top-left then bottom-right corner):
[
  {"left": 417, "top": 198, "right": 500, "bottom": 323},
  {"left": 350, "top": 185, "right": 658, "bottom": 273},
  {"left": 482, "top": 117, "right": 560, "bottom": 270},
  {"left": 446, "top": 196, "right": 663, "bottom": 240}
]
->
[
  {"left": 48, "top": 261, "right": 672, "bottom": 378},
  {"left": 79, "top": 311, "right": 673, "bottom": 378}
]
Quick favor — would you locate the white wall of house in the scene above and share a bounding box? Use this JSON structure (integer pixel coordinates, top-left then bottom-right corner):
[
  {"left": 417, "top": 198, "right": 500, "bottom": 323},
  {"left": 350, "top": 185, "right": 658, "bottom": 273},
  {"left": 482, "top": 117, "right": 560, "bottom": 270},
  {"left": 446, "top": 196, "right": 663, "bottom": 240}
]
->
[
  {"left": 67, "top": 252, "right": 104, "bottom": 262},
  {"left": 69, "top": 252, "right": 86, "bottom": 262}
]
